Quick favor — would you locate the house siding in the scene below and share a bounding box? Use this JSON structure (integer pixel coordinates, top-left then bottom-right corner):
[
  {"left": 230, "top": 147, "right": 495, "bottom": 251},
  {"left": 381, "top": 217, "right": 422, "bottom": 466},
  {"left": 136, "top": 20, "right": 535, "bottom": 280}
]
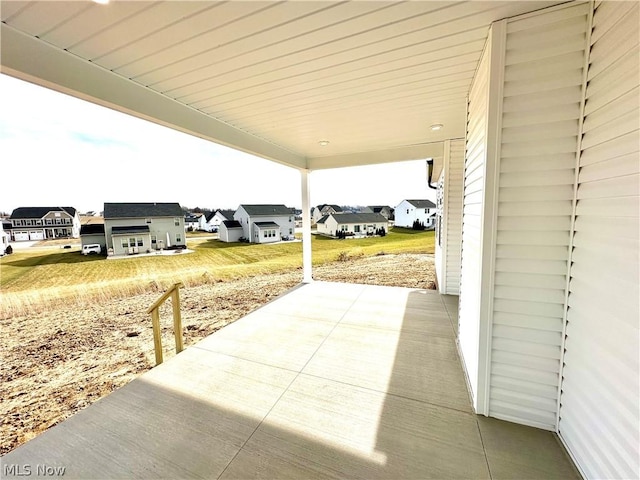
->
[
  {"left": 559, "top": 2, "right": 639, "bottom": 478},
  {"left": 459, "top": 32, "right": 491, "bottom": 410},
  {"left": 488, "top": 2, "right": 590, "bottom": 431},
  {"left": 105, "top": 217, "right": 184, "bottom": 255},
  {"left": 436, "top": 139, "right": 465, "bottom": 295}
]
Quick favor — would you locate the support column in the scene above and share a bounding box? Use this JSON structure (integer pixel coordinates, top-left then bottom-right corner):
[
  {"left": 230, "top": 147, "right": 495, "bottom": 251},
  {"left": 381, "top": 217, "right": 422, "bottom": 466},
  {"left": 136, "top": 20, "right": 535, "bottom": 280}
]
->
[{"left": 300, "top": 169, "right": 313, "bottom": 283}]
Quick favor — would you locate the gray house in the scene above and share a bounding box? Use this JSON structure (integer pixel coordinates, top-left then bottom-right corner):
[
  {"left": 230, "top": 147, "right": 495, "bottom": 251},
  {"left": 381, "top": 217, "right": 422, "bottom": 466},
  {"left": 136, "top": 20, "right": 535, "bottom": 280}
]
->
[
  {"left": 8, "top": 206, "right": 80, "bottom": 241},
  {"left": 232, "top": 204, "right": 295, "bottom": 244},
  {"left": 103, "top": 202, "right": 185, "bottom": 256}
]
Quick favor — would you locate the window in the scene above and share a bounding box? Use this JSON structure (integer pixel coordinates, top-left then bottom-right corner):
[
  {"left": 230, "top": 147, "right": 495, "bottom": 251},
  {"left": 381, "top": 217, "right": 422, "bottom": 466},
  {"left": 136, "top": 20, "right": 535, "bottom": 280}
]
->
[
  {"left": 45, "top": 219, "right": 53, "bottom": 225},
  {"left": 354, "top": 225, "right": 361, "bottom": 233},
  {"left": 406, "top": 209, "right": 409, "bottom": 214},
  {"left": 425, "top": 208, "right": 429, "bottom": 214},
  {"left": 35, "top": 219, "right": 42, "bottom": 226},
  {"left": 146, "top": 218, "right": 152, "bottom": 224},
  {"left": 174, "top": 218, "right": 180, "bottom": 226},
  {"left": 25, "top": 219, "right": 32, "bottom": 226},
  {"left": 54, "top": 212, "right": 61, "bottom": 217},
  {"left": 289, "top": 228, "right": 293, "bottom": 235},
  {"left": 129, "top": 238, "right": 136, "bottom": 248},
  {"left": 55, "top": 218, "right": 62, "bottom": 225},
  {"left": 340, "top": 225, "right": 347, "bottom": 231},
  {"left": 176, "top": 233, "right": 182, "bottom": 243},
  {"left": 122, "top": 239, "right": 129, "bottom": 248},
  {"left": 151, "top": 235, "right": 157, "bottom": 245},
  {"left": 137, "top": 238, "right": 143, "bottom": 247}
]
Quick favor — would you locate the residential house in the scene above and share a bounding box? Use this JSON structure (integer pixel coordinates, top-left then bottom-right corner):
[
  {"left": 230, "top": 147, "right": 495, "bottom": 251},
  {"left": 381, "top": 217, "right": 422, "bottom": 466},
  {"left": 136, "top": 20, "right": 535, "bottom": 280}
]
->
[
  {"left": 232, "top": 204, "right": 295, "bottom": 244},
  {"left": 3, "top": 2, "right": 637, "bottom": 478},
  {"left": 206, "top": 209, "right": 235, "bottom": 232},
  {"left": 362, "top": 205, "right": 394, "bottom": 220},
  {"left": 394, "top": 199, "right": 436, "bottom": 228},
  {"left": 219, "top": 220, "right": 243, "bottom": 243},
  {"left": 311, "top": 204, "right": 342, "bottom": 224},
  {"left": 184, "top": 213, "right": 207, "bottom": 231},
  {"left": 8, "top": 206, "right": 80, "bottom": 241},
  {"left": 317, "top": 213, "right": 388, "bottom": 238},
  {"left": 103, "top": 202, "right": 185, "bottom": 256}
]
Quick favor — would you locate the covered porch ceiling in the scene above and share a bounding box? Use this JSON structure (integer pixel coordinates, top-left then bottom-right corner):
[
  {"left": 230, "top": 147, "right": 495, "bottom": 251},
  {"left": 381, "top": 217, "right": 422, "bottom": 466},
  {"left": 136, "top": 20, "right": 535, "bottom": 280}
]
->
[{"left": 1, "top": 1, "right": 563, "bottom": 173}]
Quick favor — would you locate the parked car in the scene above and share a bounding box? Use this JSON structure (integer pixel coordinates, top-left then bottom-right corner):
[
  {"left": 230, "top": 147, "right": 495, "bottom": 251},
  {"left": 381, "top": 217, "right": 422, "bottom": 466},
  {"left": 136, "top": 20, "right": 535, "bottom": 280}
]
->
[{"left": 82, "top": 244, "right": 101, "bottom": 255}]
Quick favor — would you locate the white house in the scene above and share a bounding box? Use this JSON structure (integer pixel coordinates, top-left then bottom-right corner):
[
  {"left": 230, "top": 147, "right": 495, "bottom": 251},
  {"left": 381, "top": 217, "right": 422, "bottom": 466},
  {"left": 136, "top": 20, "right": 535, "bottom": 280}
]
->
[
  {"left": 206, "top": 209, "right": 234, "bottom": 232},
  {"left": 3, "top": 2, "right": 637, "bottom": 478},
  {"left": 394, "top": 199, "right": 436, "bottom": 228},
  {"left": 184, "top": 213, "right": 206, "bottom": 231},
  {"left": 311, "top": 204, "right": 342, "bottom": 224},
  {"left": 103, "top": 202, "right": 186, "bottom": 256},
  {"left": 232, "top": 204, "right": 295, "bottom": 244},
  {"left": 8, "top": 206, "right": 81, "bottom": 241},
  {"left": 317, "top": 213, "right": 388, "bottom": 238}
]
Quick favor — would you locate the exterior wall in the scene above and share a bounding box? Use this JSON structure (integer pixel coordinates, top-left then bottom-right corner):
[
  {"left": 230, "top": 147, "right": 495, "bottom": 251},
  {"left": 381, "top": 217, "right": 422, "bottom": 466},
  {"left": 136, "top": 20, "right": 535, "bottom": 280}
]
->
[
  {"left": 394, "top": 200, "right": 433, "bottom": 227},
  {"left": 487, "top": 2, "right": 589, "bottom": 431},
  {"left": 105, "top": 216, "right": 185, "bottom": 255},
  {"left": 219, "top": 226, "right": 243, "bottom": 243},
  {"left": 558, "top": 2, "right": 639, "bottom": 479},
  {"left": 435, "top": 139, "right": 464, "bottom": 295},
  {"left": 453, "top": 2, "right": 638, "bottom": 477},
  {"left": 458, "top": 31, "right": 492, "bottom": 411},
  {"left": 252, "top": 225, "right": 281, "bottom": 244}
]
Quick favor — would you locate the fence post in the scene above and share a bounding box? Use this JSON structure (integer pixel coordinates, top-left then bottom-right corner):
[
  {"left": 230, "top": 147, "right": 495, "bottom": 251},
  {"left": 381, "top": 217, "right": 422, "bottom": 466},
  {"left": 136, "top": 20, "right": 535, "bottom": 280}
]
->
[
  {"left": 151, "top": 308, "right": 163, "bottom": 365},
  {"left": 172, "top": 288, "right": 183, "bottom": 354}
]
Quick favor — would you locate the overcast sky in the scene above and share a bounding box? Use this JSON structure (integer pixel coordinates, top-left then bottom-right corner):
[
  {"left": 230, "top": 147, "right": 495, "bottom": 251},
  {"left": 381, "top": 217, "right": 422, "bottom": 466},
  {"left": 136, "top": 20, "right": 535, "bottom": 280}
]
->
[{"left": 0, "top": 74, "right": 435, "bottom": 214}]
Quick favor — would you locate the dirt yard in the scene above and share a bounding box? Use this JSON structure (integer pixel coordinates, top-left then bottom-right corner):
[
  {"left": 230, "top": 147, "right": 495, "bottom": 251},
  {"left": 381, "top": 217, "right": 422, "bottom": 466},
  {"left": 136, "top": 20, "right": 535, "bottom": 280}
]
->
[{"left": 0, "top": 253, "right": 435, "bottom": 455}]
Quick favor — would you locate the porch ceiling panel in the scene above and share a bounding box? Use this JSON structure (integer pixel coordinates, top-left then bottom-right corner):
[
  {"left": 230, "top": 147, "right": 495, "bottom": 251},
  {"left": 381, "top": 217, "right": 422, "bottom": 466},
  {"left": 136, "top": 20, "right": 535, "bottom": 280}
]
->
[{"left": 1, "top": 1, "right": 562, "bottom": 170}]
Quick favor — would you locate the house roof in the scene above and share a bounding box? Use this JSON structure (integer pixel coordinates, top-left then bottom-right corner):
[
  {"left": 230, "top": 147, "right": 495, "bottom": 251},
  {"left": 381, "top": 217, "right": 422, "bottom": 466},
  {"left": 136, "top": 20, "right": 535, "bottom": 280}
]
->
[
  {"left": 104, "top": 203, "right": 183, "bottom": 219},
  {"left": 317, "top": 204, "right": 343, "bottom": 212},
  {"left": 254, "top": 221, "right": 280, "bottom": 228},
  {"left": 239, "top": 204, "right": 292, "bottom": 216},
  {"left": 80, "top": 224, "right": 105, "bottom": 235},
  {"left": 402, "top": 199, "right": 436, "bottom": 209},
  {"left": 215, "top": 209, "right": 236, "bottom": 221},
  {"left": 222, "top": 220, "right": 242, "bottom": 229},
  {"left": 111, "top": 225, "right": 151, "bottom": 235},
  {"left": 10, "top": 207, "right": 77, "bottom": 219},
  {"left": 329, "top": 213, "right": 388, "bottom": 224},
  {"left": 317, "top": 215, "right": 330, "bottom": 224}
]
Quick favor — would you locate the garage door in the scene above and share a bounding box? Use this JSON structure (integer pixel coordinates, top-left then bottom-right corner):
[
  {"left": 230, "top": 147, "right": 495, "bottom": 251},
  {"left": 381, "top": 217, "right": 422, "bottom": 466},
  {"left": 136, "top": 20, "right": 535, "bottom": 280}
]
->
[
  {"left": 29, "top": 231, "right": 44, "bottom": 240},
  {"left": 14, "top": 231, "right": 29, "bottom": 241}
]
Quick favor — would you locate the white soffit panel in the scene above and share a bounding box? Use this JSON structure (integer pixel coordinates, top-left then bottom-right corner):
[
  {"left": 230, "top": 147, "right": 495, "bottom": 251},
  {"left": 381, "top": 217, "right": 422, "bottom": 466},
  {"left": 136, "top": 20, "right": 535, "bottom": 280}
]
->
[{"left": 0, "top": 1, "right": 564, "bottom": 169}]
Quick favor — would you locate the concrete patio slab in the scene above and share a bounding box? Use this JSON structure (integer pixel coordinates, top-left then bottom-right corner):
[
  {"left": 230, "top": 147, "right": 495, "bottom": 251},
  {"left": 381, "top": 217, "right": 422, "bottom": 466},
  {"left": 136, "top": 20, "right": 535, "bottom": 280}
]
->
[{"left": 1, "top": 281, "right": 579, "bottom": 479}]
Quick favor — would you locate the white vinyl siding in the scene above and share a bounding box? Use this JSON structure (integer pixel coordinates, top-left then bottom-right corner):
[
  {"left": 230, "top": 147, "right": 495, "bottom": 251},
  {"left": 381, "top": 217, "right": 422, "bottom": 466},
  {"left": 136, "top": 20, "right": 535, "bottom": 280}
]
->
[
  {"left": 458, "top": 38, "right": 490, "bottom": 409},
  {"left": 436, "top": 139, "right": 465, "bottom": 295},
  {"left": 489, "top": 2, "right": 589, "bottom": 431},
  {"left": 559, "top": 2, "right": 639, "bottom": 479}
]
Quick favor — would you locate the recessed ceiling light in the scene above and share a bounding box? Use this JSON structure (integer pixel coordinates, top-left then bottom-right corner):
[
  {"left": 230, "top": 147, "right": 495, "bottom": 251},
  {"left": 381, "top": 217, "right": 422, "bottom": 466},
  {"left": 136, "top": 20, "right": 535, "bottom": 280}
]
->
[
  {"left": 92, "top": 0, "right": 109, "bottom": 4},
  {"left": 430, "top": 124, "right": 444, "bottom": 131},
  {"left": 318, "top": 140, "right": 330, "bottom": 146}
]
